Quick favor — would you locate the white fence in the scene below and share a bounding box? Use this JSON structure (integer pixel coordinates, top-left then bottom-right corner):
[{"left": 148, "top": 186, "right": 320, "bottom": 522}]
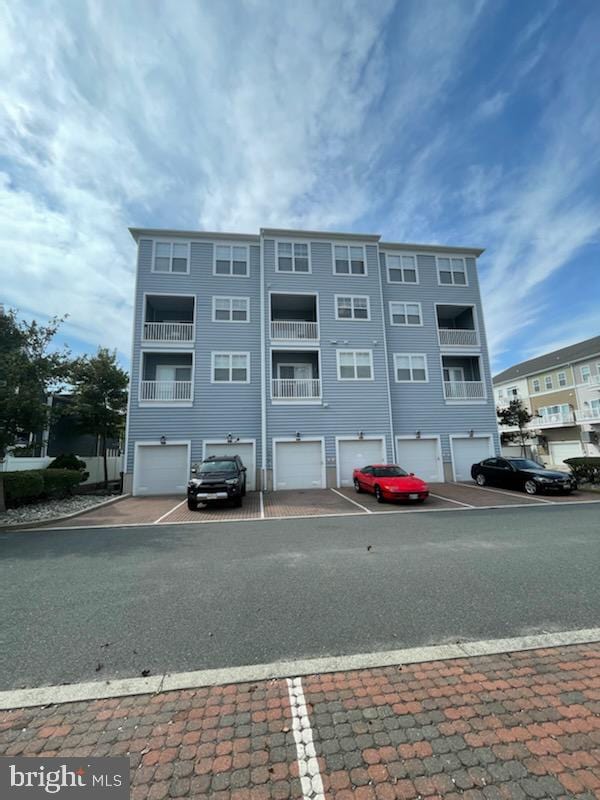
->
[
  {"left": 0, "top": 455, "right": 122, "bottom": 484},
  {"left": 270, "top": 320, "right": 319, "bottom": 341}
]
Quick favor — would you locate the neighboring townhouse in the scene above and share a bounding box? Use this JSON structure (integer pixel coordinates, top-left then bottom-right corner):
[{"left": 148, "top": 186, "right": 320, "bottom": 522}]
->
[
  {"left": 493, "top": 335, "right": 600, "bottom": 465},
  {"left": 123, "top": 227, "right": 500, "bottom": 495}
]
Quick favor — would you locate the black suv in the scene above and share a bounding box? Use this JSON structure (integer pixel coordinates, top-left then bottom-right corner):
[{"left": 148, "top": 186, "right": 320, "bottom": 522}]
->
[{"left": 187, "top": 455, "right": 247, "bottom": 510}]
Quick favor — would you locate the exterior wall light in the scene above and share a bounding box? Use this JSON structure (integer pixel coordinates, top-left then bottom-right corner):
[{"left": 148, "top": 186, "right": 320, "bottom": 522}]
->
[{"left": 159, "top": 435, "right": 167, "bottom": 445}]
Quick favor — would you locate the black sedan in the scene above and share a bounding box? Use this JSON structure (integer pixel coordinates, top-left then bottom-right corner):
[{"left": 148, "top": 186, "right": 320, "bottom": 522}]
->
[{"left": 470, "top": 457, "right": 577, "bottom": 495}]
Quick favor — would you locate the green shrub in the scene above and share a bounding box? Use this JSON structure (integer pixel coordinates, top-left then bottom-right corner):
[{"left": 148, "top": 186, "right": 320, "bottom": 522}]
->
[
  {"left": 1, "top": 470, "right": 45, "bottom": 507},
  {"left": 41, "top": 469, "right": 82, "bottom": 497},
  {"left": 564, "top": 456, "right": 600, "bottom": 486},
  {"left": 48, "top": 453, "right": 88, "bottom": 476}
]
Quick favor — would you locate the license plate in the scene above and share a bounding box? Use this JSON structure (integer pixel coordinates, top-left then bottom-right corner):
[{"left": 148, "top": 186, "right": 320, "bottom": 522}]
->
[
  {"left": 409, "top": 493, "right": 419, "bottom": 500},
  {"left": 205, "top": 493, "right": 219, "bottom": 499}
]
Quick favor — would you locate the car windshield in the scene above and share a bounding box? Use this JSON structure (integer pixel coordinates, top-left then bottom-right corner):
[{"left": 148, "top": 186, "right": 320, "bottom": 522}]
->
[
  {"left": 373, "top": 466, "right": 408, "bottom": 478},
  {"left": 198, "top": 460, "right": 237, "bottom": 474},
  {"left": 510, "top": 459, "right": 544, "bottom": 470}
]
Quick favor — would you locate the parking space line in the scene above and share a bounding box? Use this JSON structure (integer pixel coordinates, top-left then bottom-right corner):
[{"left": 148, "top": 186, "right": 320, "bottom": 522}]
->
[
  {"left": 287, "top": 677, "right": 325, "bottom": 800},
  {"left": 330, "top": 487, "right": 372, "bottom": 513},
  {"left": 259, "top": 491, "right": 265, "bottom": 519},
  {"left": 429, "top": 492, "right": 475, "bottom": 508},
  {"left": 154, "top": 499, "right": 187, "bottom": 524},
  {"left": 460, "top": 483, "right": 553, "bottom": 504}
]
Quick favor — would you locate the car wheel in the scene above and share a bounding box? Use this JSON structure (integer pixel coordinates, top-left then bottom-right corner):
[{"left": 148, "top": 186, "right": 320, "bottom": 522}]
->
[
  {"left": 524, "top": 480, "right": 538, "bottom": 495},
  {"left": 475, "top": 473, "right": 486, "bottom": 486},
  {"left": 354, "top": 478, "right": 362, "bottom": 493},
  {"left": 187, "top": 497, "right": 198, "bottom": 511},
  {"left": 374, "top": 485, "right": 385, "bottom": 503}
]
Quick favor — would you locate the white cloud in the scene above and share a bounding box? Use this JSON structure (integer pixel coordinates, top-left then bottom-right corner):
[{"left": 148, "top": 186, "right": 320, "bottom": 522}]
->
[{"left": 476, "top": 91, "right": 509, "bottom": 119}]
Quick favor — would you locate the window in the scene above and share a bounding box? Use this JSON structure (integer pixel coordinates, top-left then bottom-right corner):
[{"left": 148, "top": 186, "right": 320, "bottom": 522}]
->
[
  {"left": 334, "top": 245, "right": 366, "bottom": 275},
  {"left": 335, "top": 295, "right": 370, "bottom": 320},
  {"left": 509, "top": 387, "right": 518, "bottom": 396},
  {"left": 544, "top": 375, "right": 553, "bottom": 390},
  {"left": 497, "top": 389, "right": 504, "bottom": 398},
  {"left": 386, "top": 253, "right": 418, "bottom": 283},
  {"left": 389, "top": 301, "right": 422, "bottom": 326},
  {"left": 214, "top": 245, "right": 248, "bottom": 276},
  {"left": 212, "top": 352, "right": 250, "bottom": 383},
  {"left": 539, "top": 403, "right": 569, "bottom": 418},
  {"left": 532, "top": 378, "right": 541, "bottom": 393},
  {"left": 394, "top": 354, "right": 428, "bottom": 383},
  {"left": 437, "top": 256, "right": 467, "bottom": 286},
  {"left": 277, "top": 242, "right": 310, "bottom": 273},
  {"left": 153, "top": 242, "right": 189, "bottom": 273},
  {"left": 337, "top": 350, "right": 373, "bottom": 380},
  {"left": 212, "top": 297, "right": 249, "bottom": 322},
  {"left": 581, "top": 366, "right": 591, "bottom": 383},
  {"left": 558, "top": 371, "right": 567, "bottom": 387}
]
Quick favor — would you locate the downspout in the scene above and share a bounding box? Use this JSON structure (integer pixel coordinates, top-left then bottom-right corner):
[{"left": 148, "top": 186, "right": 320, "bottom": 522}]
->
[
  {"left": 375, "top": 245, "right": 396, "bottom": 463},
  {"left": 260, "top": 235, "right": 267, "bottom": 489}
]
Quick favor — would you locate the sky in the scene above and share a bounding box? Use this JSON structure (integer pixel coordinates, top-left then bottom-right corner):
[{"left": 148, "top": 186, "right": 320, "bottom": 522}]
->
[{"left": 1, "top": 0, "right": 599, "bottom": 375}]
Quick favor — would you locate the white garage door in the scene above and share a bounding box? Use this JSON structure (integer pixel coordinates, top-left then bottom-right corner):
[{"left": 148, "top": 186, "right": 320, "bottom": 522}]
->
[
  {"left": 338, "top": 438, "right": 385, "bottom": 487},
  {"left": 274, "top": 440, "right": 323, "bottom": 490},
  {"left": 550, "top": 440, "right": 583, "bottom": 466},
  {"left": 204, "top": 442, "right": 256, "bottom": 490},
  {"left": 396, "top": 438, "right": 443, "bottom": 482},
  {"left": 452, "top": 437, "right": 492, "bottom": 481},
  {"left": 134, "top": 444, "right": 189, "bottom": 496}
]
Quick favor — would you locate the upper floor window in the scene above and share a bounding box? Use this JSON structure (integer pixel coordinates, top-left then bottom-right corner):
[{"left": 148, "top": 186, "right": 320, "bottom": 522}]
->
[
  {"left": 544, "top": 375, "right": 553, "bottom": 390},
  {"left": 212, "top": 352, "right": 250, "bottom": 383},
  {"left": 337, "top": 350, "right": 373, "bottom": 380},
  {"left": 212, "top": 297, "right": 249, "bottom": 323},
  {"left": 581, "top": 365, "right": 591, "bottom": 383},
  {"left": 215, "top": 245, "right": 248, "bottom": 277},
  {"left": 334, "top": 245, "right": 366, "bottom": 275},
  {"left": 437, "top": 256, "right": 467, "bottom": 286},
  {"left": 497, "top": 389, "right": 504, "bottom": 398},
  {"left": 558, "top": 371, "right": 567, "bottom": 387},
  {"left": 389, "top": 301, "right": 422, "bottom": 326},
  {"left": 532, "top": 379, "right": 541, "bottom": 392},
  {"left": 386, "top": 253, "right": 418, "bottom": 283},
  {"left": 539, "top": 403, "right": 569, "bottom": 418},
  {"left": 394, "top": 353, "right": 428, "bottom": 383},
  {"left": 277, "top": 242, "right": 310, "bottom": 273},
  {"left": 335, "top": 295, "right": 370, "bottom": 320},
  {"left": 153, "top": 242, "right": 189, "bottom": 273}
]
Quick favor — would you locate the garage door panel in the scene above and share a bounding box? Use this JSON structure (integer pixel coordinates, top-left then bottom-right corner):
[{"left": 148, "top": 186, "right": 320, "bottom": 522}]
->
[
  {"left": 275, "top": 441, "right": 323, "bottom": 490},
  {"left": 549, "top": 440, "right": 583, "bottom": 466},
  {"left": 135, "top": 444, "right": 189, "bottom": 496},
  {"left": 338, "top": 439, "right": 384, "bottom": 487},
  {"left": 204, "top": 442, "right": 256, "bottom": 490},
  {"left": 396, "top": 438, "right": 443, "bottom": 482},
  {"left": 452, "top": 437, "right": 492, "bottom": 482}
]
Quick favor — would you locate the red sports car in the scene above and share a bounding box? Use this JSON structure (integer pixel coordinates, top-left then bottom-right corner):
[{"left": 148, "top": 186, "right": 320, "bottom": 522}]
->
[{"left": 352, "top": 464, "right": 429, "bottom": 503}]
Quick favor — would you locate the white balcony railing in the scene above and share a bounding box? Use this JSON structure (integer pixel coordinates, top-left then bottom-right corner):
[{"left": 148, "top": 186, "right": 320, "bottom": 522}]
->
[
  {"left": 577, "top": 408, "right": 600, "bottom": 422},
  {"left": 444, "top": 380, "right": 485, "bottom": 400},
  {"left": 140, "top": 381, "right": 192, "bottom": 401},
  {"left": 438, "top": 328, "right": 478, "bottom": 347},
  {"left": 536, "top": 411, "right": 575, "bottom": 427},
  {"left": 270, "top": 320, "right": 319, "bottom": 341},
  {"left": 272, "top": 378, "right": 321, "bottom": 400},
  {"left": 143, "top": 321, "right": 194, "bottom": 342}
]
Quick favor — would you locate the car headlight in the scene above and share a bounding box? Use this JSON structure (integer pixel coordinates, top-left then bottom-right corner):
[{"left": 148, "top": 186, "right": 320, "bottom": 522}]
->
[
  {"left": 225, "top": 478, "right": 239, "bottom": 485},
  {"left": 189, "top": 479, "right": 203, "bottom": 486},
  {"left": 536, "top": 477, "right": 552, "bottom": 483}
]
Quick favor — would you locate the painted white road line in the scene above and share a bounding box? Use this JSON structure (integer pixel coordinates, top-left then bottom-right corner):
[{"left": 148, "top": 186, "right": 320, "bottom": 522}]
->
[
  {"left": 287, "top": 677, "right": 325, "bottom": 800},
  {"left": 429, "top": 492, "right": 474, "bottom": 508},
  {"left": 330, "top": 487, "right": 372, "bottom": 513},
  {"left": 460, "top": 482, "right": 553, "bottom": 504},
  {"left": 259, "top": 491, "right": 265, "bottom": 519},
  {"left": 2, "top": 626, "right": 600, "bottom": 710},
  {"left": 154, "top": 499, "right": 187, "bottom": 524}
]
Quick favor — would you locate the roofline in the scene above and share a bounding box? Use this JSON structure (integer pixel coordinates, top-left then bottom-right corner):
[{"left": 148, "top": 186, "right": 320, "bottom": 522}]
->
[
  {"left": 128, "top": 228, "right": 260, "bottom": 242},
  {"left": 260, "top": 227, "right": 380, "bottom": 242},
  {"left": 493, "top": 348, "right": 600, "bottom": 384},
  {"left": 380, "top": 241, "right": 484, "bottom": 256}
]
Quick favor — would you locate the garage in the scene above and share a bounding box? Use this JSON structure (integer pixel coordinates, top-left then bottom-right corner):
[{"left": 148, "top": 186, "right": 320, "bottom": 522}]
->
[
  {"left": 337, "top": 437, "right": 385, "bottom": 487},
  {"left": 203, "top": 441, "right": 256, "bottom": 490},
  {"left": 549, "top": 440, "right": 583, "bottom": 466},
  {"left": 396, "top": 437, "right": 443, "bottom": 482},
  {"left": 134, "top": 442, "right": 189, "bottom": 496},
  {"left": 451, "top": 436, "right": 493, "bottom": 481},
  {"left": 273, "top": 439, "right": 324, "bottom": 490}
]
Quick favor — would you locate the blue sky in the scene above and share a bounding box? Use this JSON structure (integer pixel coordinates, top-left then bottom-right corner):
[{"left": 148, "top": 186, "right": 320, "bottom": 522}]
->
[{"left": 1, "top": 0, "right": 599, "bottom": 374}]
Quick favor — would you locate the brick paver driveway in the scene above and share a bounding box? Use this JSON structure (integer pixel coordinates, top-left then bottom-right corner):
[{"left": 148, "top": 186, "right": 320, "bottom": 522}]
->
[{"left": 2, "top": 642, "right": 600, "bottom": 799}]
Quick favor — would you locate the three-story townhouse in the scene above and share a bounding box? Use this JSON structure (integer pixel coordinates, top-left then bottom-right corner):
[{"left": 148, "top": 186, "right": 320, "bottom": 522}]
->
[{"left": 124, "top": 227, "right": 501, "bottom": 495}]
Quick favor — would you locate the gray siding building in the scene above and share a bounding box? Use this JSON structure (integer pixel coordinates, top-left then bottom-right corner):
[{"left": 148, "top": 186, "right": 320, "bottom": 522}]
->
[{"left": 124, "top": 227, "right": 500, "bottom": 495}]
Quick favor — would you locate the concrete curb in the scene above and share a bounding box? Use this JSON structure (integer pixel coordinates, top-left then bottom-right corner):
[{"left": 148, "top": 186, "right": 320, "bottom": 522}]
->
[{"left": 0, "top": 494, "right": 131, "bottom": 532}]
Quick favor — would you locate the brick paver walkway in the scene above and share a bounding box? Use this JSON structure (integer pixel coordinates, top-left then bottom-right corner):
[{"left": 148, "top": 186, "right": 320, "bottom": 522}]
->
[{"left": 2, "top": 643, "right": 600, "bottom": 799}]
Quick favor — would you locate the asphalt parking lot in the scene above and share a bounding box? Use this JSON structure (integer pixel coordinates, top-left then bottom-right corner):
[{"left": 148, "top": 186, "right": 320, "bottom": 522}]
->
[{"left": 16, "top": 481, "right": 600, "bottom": 530}]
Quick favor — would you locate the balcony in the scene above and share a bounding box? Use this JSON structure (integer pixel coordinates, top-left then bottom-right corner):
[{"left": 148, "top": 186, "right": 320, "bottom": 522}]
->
[
  {"left": 535, "top": 411, "right": 575, "bottom": 428},
  {"left": 444, "top": 381, "right": 485, "bottom": 400},
  {"left": 270, "top": 293, "right": 318, "bottom": 342},
  {"left": 140, "top": 381, "right": 192, "bottom": 401},
  {"left": 271, "top": 350, "right": 320, "bottom": 403},
  {"left": 437, "top": 305, "right": 479, "bottom": 348},
  {"left": 577, "top": 407, "right": 600, "bottom": 422},
  {"left": 272, "top": 378, "right": 321, "bottom": 400},
  {"left": 442, "top": 355, "right": 484, "bottom": 401},
  {"left": 439, "top": 328, "right": 478, "bottom": 347},
  {"left": 271, "top": 320, "right": 319, "bottom": 342},
  {"left": 143, "top": 321, "right": 194, "bottom": 343},
  {"left": 142, "top": 295, "right": 195, "bottom": 344},
  {"left": 140, "top": 352, "right": 193, "bottom": 403}
]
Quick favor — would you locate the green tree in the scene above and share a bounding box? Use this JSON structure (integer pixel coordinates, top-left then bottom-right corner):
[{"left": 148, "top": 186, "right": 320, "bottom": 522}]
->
[
  {"left": 69, "top": 348, "right": 128, "bottom": 487},
  {"left": 0, "top": 309, "right": 70, "bottom": 510},
  {"left": 497, "top": 398, "right": 535, "bottom": 457}
]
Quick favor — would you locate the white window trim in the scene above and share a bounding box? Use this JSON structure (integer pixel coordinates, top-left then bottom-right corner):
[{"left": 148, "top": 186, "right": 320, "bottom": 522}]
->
[
  {"left": 138, "top": 349, "right": 195, "bottom": 407},
  {"left": 436, "top": 254, "right": 469, "bottom": 287},
  {"left": 151, "top": 240, "right": 191, "bottom": 275},
  {"left": 275, "top": 239, "right": 312, "bottom": 274},
  {"left": 336, "top": 349, "right": 374, "bottom": 381},
  {"left": 544, "top": 375, "right": 553, "bottom": 390},
  {"left": 211, "top": 296, "right": 250, "bottom": 323},
  {"left": 211, "top": 351, "right": 251, "bottom": 384},
  {"left": 384, "top": 252, "right": 420, "bottom": 285},
  {"left": 393, "top": 353, "right": 429, "bottom": 383},
  {"left": 389, "top": 301, "right": 423, "bottom": 327},
  {"left": 212, "top": 243, "right": 250, "bottom": 278},
  {"left": 332, "top": 243, "right": 368, "bottom": 277},
  {"left": 581, "top": 365, "right": 591, "bottom": 383},
  {"left": 557, "top": 371, "right": 567, "bottom": 387},
  {"left": 334, "top": 294, "right": 371, "bottom": 321},
  {"left": 532, "top": 379, "right": 541, "bottom": 392}
]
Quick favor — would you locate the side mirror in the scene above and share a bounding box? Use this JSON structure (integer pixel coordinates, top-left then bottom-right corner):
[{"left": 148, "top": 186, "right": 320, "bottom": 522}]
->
[
  {"left": 242, "top": 466, "right": 247, "bottom": 472},
  {"left": 409, "top": 472, "right": 415, "bottom": 476}
]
